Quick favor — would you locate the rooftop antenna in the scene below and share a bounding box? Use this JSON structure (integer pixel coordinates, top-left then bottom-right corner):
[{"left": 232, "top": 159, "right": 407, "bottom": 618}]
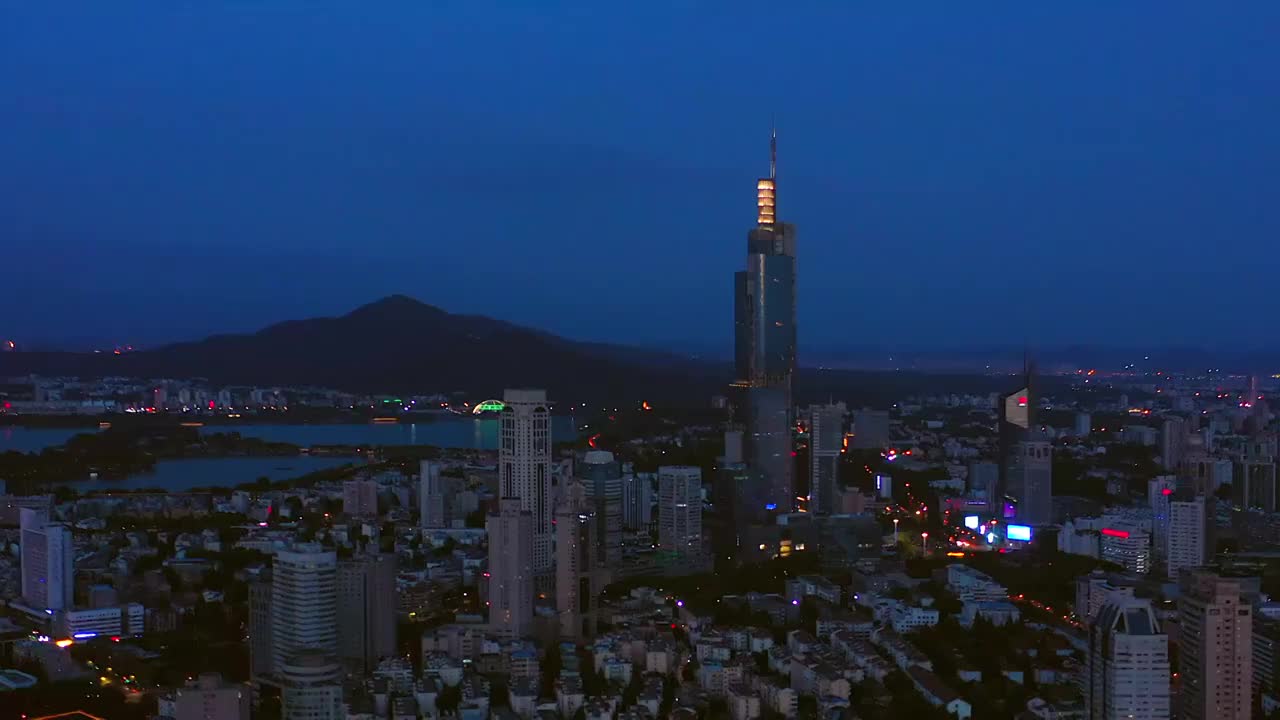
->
[{"left": 769, "top": 118, "right": 777, "bottom": 180}]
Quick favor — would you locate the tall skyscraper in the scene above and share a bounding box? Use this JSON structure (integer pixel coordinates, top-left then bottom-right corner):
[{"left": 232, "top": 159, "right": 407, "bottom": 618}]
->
[
  {"left": 20, "top": 507, "right": 73, "bottom": 612},
  {"left": 806, "top": 403, "right": 845, "bottom": 515},
  {"left": 488, "top": 497, "right": 534, "bottom": 639},
  {"left": 419, "top": 460, "right": 446, "bottom": 529},
  {"left": 271, "top": 546, "right": 338, "bottom": 675},
  {"left": 1160, "top": 417, "right": 1187, "bottom": 470},
  {"left": 996, "top": 364, "right": 1034, "bottom": 521},
  {"left": 733, "top": 128, "right": 797, "bottom": 519},
  {"left": 1008, "top": 437, "right": 1053, "bottom": 526},
  {"left": 337, "top": 552, "right": 397, "bottom": 674},
  {"left": 499, "top": 389, "right": 553, "bottom": 576},
  {"left": 576, "top": 450, "right": 622, "bottom": 568},
  {"left": 1166, "top": 493, "right": 1211, "bottom": 582},
  {"left": 621, "top": 469, "right": 652, "bottom": 530},
  {"left": 968, "top": 461, "right": 1000, "bottom": 517},
  {"left": 1085, "top": 597, "right": 1170, "bottom": 720},
  {"left": 248, "top": 578, "right": 274, "bottom": 680},
  {"left": 1179, "top": 570, "right": 1252, "bottom": 720},
  {"left": 658, "top": 466, "right": 702, "bottom": 556},
  {"left": 555, "top": 480, "right": 598, "bottom": 640},
  {"left": 1147, "top": 476, "right": 1176, "bottom": 563}
]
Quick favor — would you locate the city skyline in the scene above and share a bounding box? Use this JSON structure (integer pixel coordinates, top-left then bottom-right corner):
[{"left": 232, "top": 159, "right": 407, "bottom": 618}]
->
[{"left": 5, "top": 4, "right": 1280, "bottom": 349}]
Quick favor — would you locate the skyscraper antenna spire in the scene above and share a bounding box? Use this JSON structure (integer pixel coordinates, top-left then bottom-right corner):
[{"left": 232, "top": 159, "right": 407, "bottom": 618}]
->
[{"left": 769, "top": 120, "right": 777, "bottom": 180}]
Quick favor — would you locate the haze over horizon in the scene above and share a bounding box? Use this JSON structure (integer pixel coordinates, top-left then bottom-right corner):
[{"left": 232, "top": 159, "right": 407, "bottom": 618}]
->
[{"left": 5, "top": 3, "right": 1280, "bottom": 351}]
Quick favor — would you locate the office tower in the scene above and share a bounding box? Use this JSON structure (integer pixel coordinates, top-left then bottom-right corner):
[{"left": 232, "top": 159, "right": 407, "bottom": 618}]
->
[
  {"left": 996, "top": 365, "right": 1034, "bottom": 521},
  {"left": 850, "top": 410, "right": 890, "bottom": 450},
  {"left": 621, "top": 470, "right": 652, "bottom": 530},
  {"left": 1099, "top": 524, "right": 1151, "bottom": 575},
  {"left": 271, "top": 546, "right": 338, "bottom": 674},
  {"left": 555, "top": 480, "right": 598, "bottom": 639},
  {"left": 487, "top": 498, "right": 534, "bottom": 639},
  {"left": 732, "top": 128, "right": 797, "bottom": 518},
  {"left": 1008, "top": 437, "right": 1053, "bottom": 526},
  {"left": 1179, "top": 570, "right": 1252, "bottom": 720},
  {"left": 968, "top": 461, "right": 999, "bottom": 516},
  {"left": 1235, "top": 435, "right": 1278, "bottom": 513},
  {"left": 342, "top": 479, "right": 379, "bottom": 517},
  {"left": 1161, "top": 417, "right": 1187, "bottom": 470},
  {"left": 420, "top": 460, "right": 446, "bottom": 529},
  {"left": 1075, "top": 412, "right": 1091, "bottom": 437},
  {"left": 279, "top": 650, "right": 344, "bottom": 720},
  {"left": 337, "top": 553, "right": 397, "bottom": 674},
  {"left": 658, "top": 466, "right": 702, "bottom": 555},
  {"left": 248, "top": 579, "right": 274, "bottom": 680},
  {"left": 712, "top": 462, "right": 757, "bottom": 562},
  {"left": 499, "top": 389, "right": 554, "bottom": 576},
  {"left": 20, "top": 508, "right": 73, "bottom": 612},
  {"left": 1085, "top": 597, "right": 1170, "bottom": 720},
  {"left": 1148, "top": 476, "right": 1176, "bottom": 562},
  {"left": 806, "top": 403, "right": 845, "bottom": 515},
  {"left": 174, "top": 673, "right": 251, "bottom": 720},
  {"left": 1167, "top": 493, "right": 1211, "bottom": 581},
  {"left": 576, "top": 450, "right": 623, "bottom": 568}
]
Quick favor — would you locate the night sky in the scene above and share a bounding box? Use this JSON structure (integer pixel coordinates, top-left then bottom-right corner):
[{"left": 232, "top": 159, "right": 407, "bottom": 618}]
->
[{"left": 4, "top": 3, "right": 1279, "bottom": 352}]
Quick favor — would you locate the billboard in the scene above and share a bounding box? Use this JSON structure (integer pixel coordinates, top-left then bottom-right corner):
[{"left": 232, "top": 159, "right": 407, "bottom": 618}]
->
[
  {"left": 1006, "top": 524, "right": 1033, "bottom": 542},
  {"left": 963, "top": 515, "right": 980, "bottom": 530}
]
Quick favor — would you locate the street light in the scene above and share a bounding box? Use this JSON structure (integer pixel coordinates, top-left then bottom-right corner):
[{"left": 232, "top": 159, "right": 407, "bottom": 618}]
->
[
  {"left": 893, "top": 518, "right": 899, "bottom": 544},
  {"left": 921, "top": 531, "right": 929, "bottom": 554}
]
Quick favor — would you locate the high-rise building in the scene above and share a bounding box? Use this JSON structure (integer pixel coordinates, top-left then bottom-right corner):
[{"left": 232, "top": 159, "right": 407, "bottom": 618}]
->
[
  {"left": 733, "top": 129, "right": 797, "bottom": 519},
  {"left": 487, "top": 498, "right": 533, "bottom": 639},
  {"left": 1008, "top": 437, "right": 1052, "bottom": 526},
  {"left": 576, "top": 450, "right": 622, "bottom": 568},
  {"left": 1148, "top": 476, "right": 1176, "bottom": 563},
  {"left": 248, "top": 579, "right": 274, "bottom": 680},
  {"left": 279, "top": 650, "right": 344, "bottom": 720},
  {"left": 342, "top": 479, "right": 379, "bottom": 517},
  {"left": 499, "top": 389, "right": 553, "bottom": 576},
  {"left": 1234, "top": 435, "right": 1277, "bottom": 513},
  {"left": 997, "top": 367, "right": 1034, "bottom": 521},
  {"left": 271, "top": 546, "right": 337, "bottom": 675},
  {"left": 174, "top": 673, "right": 251, "bottom": 720},
  {"left": 850, "top": 410, "right": 890, "bottom": 450},
  {"left": 1178, "top": 570, "right": 1252, "bottom": 720},
  {"left": 419, "top": 460, "right": 446, "bottom": 529},
  {"left": 806, "top": 403, "right": 845, "bottom": 515},
  {"left": 658, "top": 466, "right": 702, "bottom": 556},
  {"left": 1167, "top": 494, "right": 1211, "bottom": 582},
  {"left": 20, "top": 508, "right": 73, "bottom": 612},
  {"left": 621, "top": 470, "right": 652, "bottom": 530},
  {"left": 1161, "top": 417, "right": 1187, "bottom": 470},
  {"left": 555, "top": 480, "right": 598, "bottom": 640},
  {"left": 337, "top": 552, "right": 397, "bottom": 674},
  {"left": 968, "top": 461, "right": 999, "bottom": 516},
  {"left": 1085, "top": 597, "right": 1170, "bottom": 720}
]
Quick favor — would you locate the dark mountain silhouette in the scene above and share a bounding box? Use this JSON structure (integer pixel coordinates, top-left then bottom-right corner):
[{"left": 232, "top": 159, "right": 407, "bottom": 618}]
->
[{"left": 0, "top": 296, "right": 727, "bottom": 401}]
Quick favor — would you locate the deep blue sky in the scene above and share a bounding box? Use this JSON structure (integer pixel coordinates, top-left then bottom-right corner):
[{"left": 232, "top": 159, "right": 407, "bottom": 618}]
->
[{"left": 4, "top": 2, "right": 1279, "bottom": 351}]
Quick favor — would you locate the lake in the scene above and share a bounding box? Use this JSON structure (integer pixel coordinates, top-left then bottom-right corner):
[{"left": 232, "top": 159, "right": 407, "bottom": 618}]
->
[
  {"left": 53, "top": 456, "right": 354, "bottom": 492},
  {"left": 1, "top": 416, "right": 579, "bottom": 454}
]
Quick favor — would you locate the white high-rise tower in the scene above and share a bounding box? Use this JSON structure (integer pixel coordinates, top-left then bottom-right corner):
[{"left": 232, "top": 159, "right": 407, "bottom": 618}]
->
[{"left": 499, "top": 389, "right": 554, "bottom": 575}]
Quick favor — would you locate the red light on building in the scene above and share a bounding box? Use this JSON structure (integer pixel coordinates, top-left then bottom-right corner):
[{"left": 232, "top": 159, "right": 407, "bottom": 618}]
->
[
  {"left": 1101, "top": 528, "right": 1130, "bottom": 539},
  {"left": 1161, "top": 488, "right": 1173, "bottom": 496}
]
